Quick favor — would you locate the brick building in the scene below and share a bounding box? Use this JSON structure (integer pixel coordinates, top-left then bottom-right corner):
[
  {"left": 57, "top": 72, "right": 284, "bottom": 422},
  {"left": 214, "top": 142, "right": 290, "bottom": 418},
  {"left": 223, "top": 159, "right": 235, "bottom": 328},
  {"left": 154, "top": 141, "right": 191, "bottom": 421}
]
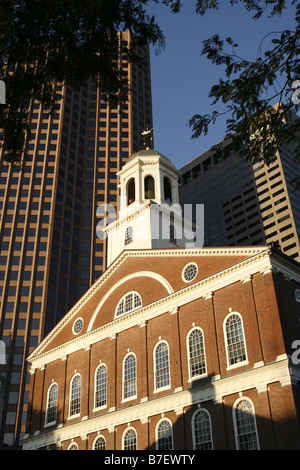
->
[{"left": 21, "top": 150, "right": 300, "bottom": 450}]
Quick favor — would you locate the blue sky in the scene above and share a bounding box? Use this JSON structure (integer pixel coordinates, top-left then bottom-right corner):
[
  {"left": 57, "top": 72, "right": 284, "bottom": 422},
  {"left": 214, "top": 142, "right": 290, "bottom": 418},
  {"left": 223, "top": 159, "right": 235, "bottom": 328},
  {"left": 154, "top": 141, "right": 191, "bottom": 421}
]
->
[{"left": 147, "top": 1, "right": 297, "bottom": 170}]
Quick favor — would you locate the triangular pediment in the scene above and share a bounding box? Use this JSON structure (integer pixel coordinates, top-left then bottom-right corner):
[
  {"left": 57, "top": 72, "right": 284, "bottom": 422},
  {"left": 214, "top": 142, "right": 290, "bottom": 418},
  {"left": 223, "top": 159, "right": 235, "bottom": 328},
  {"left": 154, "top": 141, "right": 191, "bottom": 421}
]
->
[{"left": 27, "top": 246, "right": 270, "bottom": 366}]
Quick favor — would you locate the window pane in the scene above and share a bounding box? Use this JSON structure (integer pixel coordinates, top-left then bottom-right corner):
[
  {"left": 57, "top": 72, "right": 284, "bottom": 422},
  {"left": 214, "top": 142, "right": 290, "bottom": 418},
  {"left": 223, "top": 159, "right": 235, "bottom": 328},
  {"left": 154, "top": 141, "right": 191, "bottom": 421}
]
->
[
  {"left": 226, "top": 314, "right": 246, "bottom": 365},
  {"left": 95, "top": 365, "right": 107, "bottom": 408},
  {"left": 235, "top": 400, "right": 259, "bottom": 450},
  {"left": 123, "top": 429, "right": 137, "bottom": 450},
  {"left": 193, "top": 410, "right": 213, "bottom": 450},
  {"left": 70, "top": 375, "right": 81, "bottom": 416},
  {"left": 157, "top": 420, "right": 173, "bottom": 450},
  {"left": 189, "top": 329, "right": 206, "bottom": 377},
  {"left": 46, "top": 384, "right": 58, "bottom": 424},
  {"left": 155, "top": 343, "right": 170, "bottom": 389},
  {"left": 124, "top": 354, "right": 136, "bottom": 399}
]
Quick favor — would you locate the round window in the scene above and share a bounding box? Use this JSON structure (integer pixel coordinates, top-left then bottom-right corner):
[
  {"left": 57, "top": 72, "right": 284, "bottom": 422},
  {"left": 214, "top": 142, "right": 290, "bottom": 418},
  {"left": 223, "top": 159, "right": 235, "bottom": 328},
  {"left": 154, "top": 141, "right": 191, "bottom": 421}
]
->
[
  {"left": 73, "top": 318, "right": 83, "bottom": 335},
  {"left": 182, "top": 263, "right": 198, "bottom": 282}
]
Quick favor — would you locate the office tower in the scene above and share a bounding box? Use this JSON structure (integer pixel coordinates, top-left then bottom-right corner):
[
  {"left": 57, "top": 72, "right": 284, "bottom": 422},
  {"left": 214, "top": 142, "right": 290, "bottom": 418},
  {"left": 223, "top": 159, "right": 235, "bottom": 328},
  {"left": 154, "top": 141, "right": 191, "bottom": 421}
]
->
[
  {"left": 0, "top": 31, "right": 153, "bottom": 448},
  {"left": 179, "top": 139, "right": 300, "bottom": 261}
]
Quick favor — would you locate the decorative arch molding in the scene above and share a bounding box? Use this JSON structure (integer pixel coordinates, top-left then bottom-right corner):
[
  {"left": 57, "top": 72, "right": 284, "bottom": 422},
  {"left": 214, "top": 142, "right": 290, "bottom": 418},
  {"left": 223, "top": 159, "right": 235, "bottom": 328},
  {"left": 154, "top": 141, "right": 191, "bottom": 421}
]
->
[{"left": 87, "top": 271, "right": 174, "bottom": 332}]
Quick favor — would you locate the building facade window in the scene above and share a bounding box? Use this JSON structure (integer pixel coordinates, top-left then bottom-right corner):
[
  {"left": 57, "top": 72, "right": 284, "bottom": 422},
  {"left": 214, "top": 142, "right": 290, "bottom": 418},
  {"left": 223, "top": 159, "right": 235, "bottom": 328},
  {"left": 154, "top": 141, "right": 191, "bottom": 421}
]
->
[
  {"left": 182, "top": 263, "right": 198, "bottom": 282},
  {"left": 192, "top": 409, "right": 213, "bottom": 450},
  {"left": 94, "top": 364, "right": 107, "bottom": 409},
  {"left": 156, "top": 419, "right": 173, "bottom": 450},
  {"left": 93, "top": 435, "right": 106, "bottom": 450},
  {"left": 123, "top": 428, "right": 137, "bottom": 450},
  {"left": 45, "top": 383, "right": 58, "bottom": 426},
  {"left": 124, "top": 226, "right": 133, "bottom": 246},
  {"left": 67, "top": 442, "right": 79, "bottom": 450},
  {"left": 233, "top": 398, "right": 259, "bottom": 450},
  {"left": 224, "top": 313, "right": 247, "bottom": 367},
  {"left": 154, "top": 341, "right": 170, "bottom": 391},
  {"left": 187, "top": 328, "right": 206, "bottom": 379},
  {"left": 69, "top": 374, "right": 81, "bottom": 417},
  {"left": 116, "top": 292, "right": 142, "bottom": 317},
  {"left": 123, "top": 353, "right": 137, "bottom": 400}
]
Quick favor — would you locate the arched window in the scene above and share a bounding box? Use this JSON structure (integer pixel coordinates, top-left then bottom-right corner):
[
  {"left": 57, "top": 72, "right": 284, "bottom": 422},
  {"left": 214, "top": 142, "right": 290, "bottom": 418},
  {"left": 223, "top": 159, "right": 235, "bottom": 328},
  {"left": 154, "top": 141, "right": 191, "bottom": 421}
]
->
[
  {"left": 93, "top": 435, "right": 106, "bottom": 450},
  {"left": 69, "top": 374, "right": 81, "bottom": 417},
  {"left": 125, "top": 226, "right": 133, "bottom": 246},
  {"left": 154, "top": 341, "right": 170, "bottom": 390},
  {"left": 123, "top": 353, "right": 137, "bottom": 400},
  {"left": 192, "top": 409, "right": 213, "bottom": 450},
  {"left": 45, "top": 382, "right": 58, "bottom": 425},
  {"left": 127, "top": 178, "right": 135, "bottom": 206},
  {"left": 144, "top": 175, "right": 155, "bottom": 199},
  {"left": 233, "top": 399, "right": 259, "bottom": 450},
  {"left": 224, "top": 313, "right": 247, "bottom": 367},
  {"left": 115, "top": 292, "right": 142, "bottom": 317},
  {"left": 187, "top": 328, "right": 206, "bottom": 379},
  {"left": 123, "top": 428, "right": 137, "bottom": 450},
  {"left": 95, "top": 364, "right": 107, "bottom": 409},
  {"left": 67, "top": 442, "right": 79, "bottom": 450},
  {"left": 156, "top": 419, "right": 173, "bottom": 450},
  {"left": 164, "top": 177, "right": 172, "bottom": 203}
]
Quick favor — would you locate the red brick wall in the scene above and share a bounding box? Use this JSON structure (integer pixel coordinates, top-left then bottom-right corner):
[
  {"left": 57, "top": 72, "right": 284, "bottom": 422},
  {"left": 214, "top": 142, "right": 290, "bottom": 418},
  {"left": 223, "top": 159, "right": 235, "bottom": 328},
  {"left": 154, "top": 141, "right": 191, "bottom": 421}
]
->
[{"left": 25, "top": 266, "right": 300, "bottom": 449}]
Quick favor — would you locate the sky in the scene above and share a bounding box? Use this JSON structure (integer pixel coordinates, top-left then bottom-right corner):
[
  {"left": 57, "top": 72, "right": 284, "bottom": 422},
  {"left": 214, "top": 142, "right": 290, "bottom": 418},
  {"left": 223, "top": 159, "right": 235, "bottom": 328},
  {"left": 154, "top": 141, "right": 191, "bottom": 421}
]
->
[{"left": 146, "top": 1, "right": 297, "bottom": 170}]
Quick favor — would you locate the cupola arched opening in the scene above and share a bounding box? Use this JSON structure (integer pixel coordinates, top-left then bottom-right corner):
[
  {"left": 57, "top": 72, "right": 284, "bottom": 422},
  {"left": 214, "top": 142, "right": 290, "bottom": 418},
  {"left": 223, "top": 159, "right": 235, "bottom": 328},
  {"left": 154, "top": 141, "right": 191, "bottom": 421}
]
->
[
  {"left": 163, "top": 177, "right": 172, "bottom": 204},
  {"left": 127, "top": 178, "right": 135, "bottom": 206},
  {"left": 144, "top": 175, "right": 155, "bottom": 199}
]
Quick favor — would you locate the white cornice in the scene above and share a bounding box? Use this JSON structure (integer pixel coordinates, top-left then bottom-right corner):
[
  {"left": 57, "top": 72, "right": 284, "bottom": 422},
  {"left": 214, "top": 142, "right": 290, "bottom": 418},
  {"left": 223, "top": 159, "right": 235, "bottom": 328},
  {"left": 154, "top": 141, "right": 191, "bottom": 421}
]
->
[{"left": 20, "top": 357, "right": 292, "bottom": 450}]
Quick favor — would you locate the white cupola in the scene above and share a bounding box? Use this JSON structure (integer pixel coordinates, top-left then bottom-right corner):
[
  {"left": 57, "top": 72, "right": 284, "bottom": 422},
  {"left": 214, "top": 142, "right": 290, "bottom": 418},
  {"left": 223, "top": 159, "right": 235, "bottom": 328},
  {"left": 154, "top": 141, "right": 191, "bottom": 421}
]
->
[{"left": 102, "top": 149, "right": 198, "bottom": 267}]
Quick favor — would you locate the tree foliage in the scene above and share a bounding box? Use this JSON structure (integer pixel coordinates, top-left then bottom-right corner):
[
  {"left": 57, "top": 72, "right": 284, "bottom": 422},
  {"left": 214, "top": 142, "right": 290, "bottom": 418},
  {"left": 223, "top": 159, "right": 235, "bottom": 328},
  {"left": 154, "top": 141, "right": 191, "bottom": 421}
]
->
[
  {"left": 1, "top": 0, "right": 300, "bottom": 177},
  {"left": 184, "top": 0, "right": 300, "bottom": 185},
  {"left": 0, "top": 0, "right": 171, "bottom": 165}
]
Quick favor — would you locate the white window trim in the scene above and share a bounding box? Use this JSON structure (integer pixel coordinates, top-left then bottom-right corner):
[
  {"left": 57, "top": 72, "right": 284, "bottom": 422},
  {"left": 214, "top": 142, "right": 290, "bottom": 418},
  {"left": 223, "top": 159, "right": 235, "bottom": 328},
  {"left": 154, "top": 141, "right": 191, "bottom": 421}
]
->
[
  {"left": 186, "top": 327, "right": 207, "bottom": 382},
  {"left": 122, "top": 426, "right": 138, "bottom": 450},
  {"left": 93, "top": 363, "right": 107, "bottom": 411},
  {"left": 67, "top": 441, "right": 79, "bottom": 450},
  {"left": 153, "top": 340, "right": 171, "bottom": 393},
  {"left": 191, "top": 407, "right": 213, "bottom": 450},
  {"left": 223, "top": 311, "right": 248, "bottom": 370},
  {"left": 72, "top": 317, "right": 84, "bottom": 335},
  {"left": 232, "top": 397, "right": 260, "bottom": 450},
  {"left": 92, "top": 434, "right": 106, "bottom": 450},
  {"left": 122, "top": 352, "right": 137, "bottom": 403},
  {"left": 115, "top": 291, "right": 142, "bottom": 318},
  {"left": 68, "top": 373, "right": 81, "bottom": 419},
  {"left": 182, "top": 262, "right": 198, "bottom": 283},
  {"left": 155, "top": 417, "right": 173, "bottom": 450},
  {"left": 44, "top": 382, "right": 58, "bottom": 427}
]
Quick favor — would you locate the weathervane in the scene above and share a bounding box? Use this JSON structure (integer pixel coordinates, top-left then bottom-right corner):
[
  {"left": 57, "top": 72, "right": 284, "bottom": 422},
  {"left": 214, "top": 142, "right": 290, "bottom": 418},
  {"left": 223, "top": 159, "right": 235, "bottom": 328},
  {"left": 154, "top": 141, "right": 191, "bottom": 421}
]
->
[{"left": 141, "top": 127, "right": 153, "bottom": 150}]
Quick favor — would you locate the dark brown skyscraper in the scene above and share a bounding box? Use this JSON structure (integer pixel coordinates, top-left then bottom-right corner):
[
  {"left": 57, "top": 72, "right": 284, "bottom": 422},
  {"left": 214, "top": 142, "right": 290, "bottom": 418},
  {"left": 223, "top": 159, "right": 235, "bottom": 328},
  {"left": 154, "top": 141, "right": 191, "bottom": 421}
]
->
[{"left": 0, "top": 31, "right": 153, "bottom": 448}]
